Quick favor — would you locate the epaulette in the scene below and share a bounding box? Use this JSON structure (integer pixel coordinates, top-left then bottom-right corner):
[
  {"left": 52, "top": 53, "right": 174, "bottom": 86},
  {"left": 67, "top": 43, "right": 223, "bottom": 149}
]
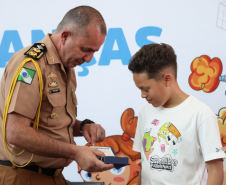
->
[{"left": 24, "top": 43, "right": 47, "bottom": 60}]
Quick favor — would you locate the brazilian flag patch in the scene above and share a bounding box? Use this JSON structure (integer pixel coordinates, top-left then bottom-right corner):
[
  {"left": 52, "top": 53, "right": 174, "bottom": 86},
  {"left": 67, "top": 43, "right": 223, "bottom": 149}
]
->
[{"left": 17, "top": 67, "right": 36, "bottom": 85}]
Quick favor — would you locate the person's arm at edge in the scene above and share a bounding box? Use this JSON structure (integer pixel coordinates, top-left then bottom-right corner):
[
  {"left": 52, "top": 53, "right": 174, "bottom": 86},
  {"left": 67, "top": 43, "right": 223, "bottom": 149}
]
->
[
  {"left": 206, "top": 158, "right": 224, "bottom": 185},
  {"left": 137, "top": 165, "right": 142, "bottom": 185},
  {"left": 6, "top": 112, "right": 113, "bottom": 171}
]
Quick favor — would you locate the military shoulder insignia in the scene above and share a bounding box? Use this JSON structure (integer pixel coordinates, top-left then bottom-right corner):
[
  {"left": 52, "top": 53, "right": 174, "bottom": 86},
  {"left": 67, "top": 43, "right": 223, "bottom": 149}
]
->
[{"left": 24, "top": 43, "right": 47, "bottom": 60}]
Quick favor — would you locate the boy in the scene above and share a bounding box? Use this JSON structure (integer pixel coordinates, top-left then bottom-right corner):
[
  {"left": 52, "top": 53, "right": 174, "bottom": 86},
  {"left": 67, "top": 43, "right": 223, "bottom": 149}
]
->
[{"left": 129, "top": 43, "right": 225, "bottom": 185}]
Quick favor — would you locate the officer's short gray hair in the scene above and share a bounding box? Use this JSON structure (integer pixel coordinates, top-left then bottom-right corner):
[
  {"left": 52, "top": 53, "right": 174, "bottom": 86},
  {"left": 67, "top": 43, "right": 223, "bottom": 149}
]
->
[{"left": 55, "top": 6, "right": 106, "bottom": 36}]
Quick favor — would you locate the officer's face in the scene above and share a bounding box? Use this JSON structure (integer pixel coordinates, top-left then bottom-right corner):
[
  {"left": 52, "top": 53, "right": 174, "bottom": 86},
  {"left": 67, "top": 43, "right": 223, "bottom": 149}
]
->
[{"left": 60, "top": 25, "right": 106, "bottom": 68}]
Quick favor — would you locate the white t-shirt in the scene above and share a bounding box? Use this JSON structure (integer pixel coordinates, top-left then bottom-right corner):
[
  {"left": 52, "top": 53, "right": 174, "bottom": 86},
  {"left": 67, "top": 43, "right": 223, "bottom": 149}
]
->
[{"left": 133, "top": 96, "right": 225, "bottom": 185}]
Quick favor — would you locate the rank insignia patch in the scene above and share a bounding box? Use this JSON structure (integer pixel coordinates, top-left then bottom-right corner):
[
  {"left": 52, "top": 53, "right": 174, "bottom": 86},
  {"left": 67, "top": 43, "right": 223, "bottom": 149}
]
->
[
  {"left": 17, "top": 67, "right": 36, "bottom": 85},
  {"left": 24, "top": 43, "right": 47, "bottom": 60},
  {"left": 47, "top": 72, "right": 57, "bottom": 79},
  {"left": 48, "top": 81, "right": 58, "bottom": 88}
]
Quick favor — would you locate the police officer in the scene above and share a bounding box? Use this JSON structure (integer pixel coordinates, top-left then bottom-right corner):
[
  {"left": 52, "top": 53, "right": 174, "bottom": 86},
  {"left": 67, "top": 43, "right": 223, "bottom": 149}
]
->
[{"left": 0, "top": 6, "right": 113, "bottom": 185}]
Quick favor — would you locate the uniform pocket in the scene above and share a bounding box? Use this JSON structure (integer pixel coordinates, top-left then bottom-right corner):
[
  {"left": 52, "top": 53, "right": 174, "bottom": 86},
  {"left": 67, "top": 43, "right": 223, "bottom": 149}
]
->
[
  {"left": 46, "top": 92, "right": 67, "bottom": 127},
  {"left": 47, "top": 92, "right": 66, "bottom": 107}
]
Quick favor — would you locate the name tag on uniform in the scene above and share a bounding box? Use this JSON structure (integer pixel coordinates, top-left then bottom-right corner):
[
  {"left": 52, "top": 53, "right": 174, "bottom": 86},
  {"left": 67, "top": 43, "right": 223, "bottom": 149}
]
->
[{"left": 49, "top": 88, "right": 60, "bottom": 94}]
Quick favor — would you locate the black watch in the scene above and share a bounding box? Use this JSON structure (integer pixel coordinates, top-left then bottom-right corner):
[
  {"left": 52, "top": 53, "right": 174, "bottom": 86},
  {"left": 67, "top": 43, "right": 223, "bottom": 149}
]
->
[{"left": 80, "top": 119, "right": 95, "bottom": 132}]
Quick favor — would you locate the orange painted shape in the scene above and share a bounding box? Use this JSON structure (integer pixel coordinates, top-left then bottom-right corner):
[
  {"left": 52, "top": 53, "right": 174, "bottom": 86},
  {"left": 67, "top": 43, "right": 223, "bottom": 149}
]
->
[{"left": 189, "top": 55, "right": 223, "bottom": 93}]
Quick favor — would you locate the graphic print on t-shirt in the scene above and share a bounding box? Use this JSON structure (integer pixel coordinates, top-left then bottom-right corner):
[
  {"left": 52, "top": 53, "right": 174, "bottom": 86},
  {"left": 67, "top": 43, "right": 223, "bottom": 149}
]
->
[
  {"left": 142, "top": 120, "right": 183, "bottom": 172},
  {"left": 142, "top": 131, "right": 157, "bottom": 160},
  {"left": 158, "top": 122, "right": 182, "bottom": 146},
  {"left": 150, "top": 154, "right": 178, "bottom": 172}
]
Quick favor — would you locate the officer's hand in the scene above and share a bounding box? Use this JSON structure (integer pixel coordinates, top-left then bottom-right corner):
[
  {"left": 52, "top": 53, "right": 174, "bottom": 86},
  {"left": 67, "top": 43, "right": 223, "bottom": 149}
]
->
[
  {"left": 82, "top": 124, "right": 105, "bottom": 145},
  {"left": 74, "top": 146, "right": 114, "bottom": 172}
]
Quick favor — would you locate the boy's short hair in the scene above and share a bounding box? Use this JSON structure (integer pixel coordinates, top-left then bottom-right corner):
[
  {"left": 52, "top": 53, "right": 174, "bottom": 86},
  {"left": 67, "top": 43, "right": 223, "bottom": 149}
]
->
[{"left": 128, "top": 43, "right": 177, "bottom": 80}]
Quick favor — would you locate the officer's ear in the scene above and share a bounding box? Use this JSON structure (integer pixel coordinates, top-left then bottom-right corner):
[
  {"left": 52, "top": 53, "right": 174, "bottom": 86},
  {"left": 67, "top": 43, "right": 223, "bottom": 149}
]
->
[{"left": 61, "top": 30, "right": 71, "bottom": 45}]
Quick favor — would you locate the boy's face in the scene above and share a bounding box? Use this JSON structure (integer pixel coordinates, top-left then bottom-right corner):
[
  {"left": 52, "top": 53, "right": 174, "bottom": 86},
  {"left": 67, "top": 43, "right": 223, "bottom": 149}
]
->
[{"left": 133, "top": 72, "right": 171, "bottom": 107}]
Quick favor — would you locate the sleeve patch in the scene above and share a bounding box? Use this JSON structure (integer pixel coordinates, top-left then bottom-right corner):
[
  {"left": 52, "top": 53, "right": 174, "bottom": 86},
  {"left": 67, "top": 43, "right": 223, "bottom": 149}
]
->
[{"left": 17, "top": 67, "right": 36, "bottom": 85}]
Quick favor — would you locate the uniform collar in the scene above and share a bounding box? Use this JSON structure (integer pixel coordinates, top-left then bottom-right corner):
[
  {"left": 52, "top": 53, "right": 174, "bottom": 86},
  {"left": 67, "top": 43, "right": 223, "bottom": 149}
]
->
[{"left": 41, "top": 34, "right": 68, "bottom": 75}]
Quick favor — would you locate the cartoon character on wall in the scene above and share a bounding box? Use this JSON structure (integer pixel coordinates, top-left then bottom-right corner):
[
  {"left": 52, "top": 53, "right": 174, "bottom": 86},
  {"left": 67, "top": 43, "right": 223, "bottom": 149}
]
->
[
  {"left": 78, "top": 108, "right": 141, "bottom": 185},
  {"left": 158, "top": 122, "right": 181, "bottom": 145},
  {"left": 217, "top": 107, "right": 226, "bottom": 150},
  {"left": 188, "top": 55, "right": 224, "bottom": 93}
]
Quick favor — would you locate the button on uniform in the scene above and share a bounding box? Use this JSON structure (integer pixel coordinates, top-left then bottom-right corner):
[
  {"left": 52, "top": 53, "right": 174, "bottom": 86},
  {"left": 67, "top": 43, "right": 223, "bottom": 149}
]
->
[{"left": 51, "top": 112, "right": 58, "bottom": 119}]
